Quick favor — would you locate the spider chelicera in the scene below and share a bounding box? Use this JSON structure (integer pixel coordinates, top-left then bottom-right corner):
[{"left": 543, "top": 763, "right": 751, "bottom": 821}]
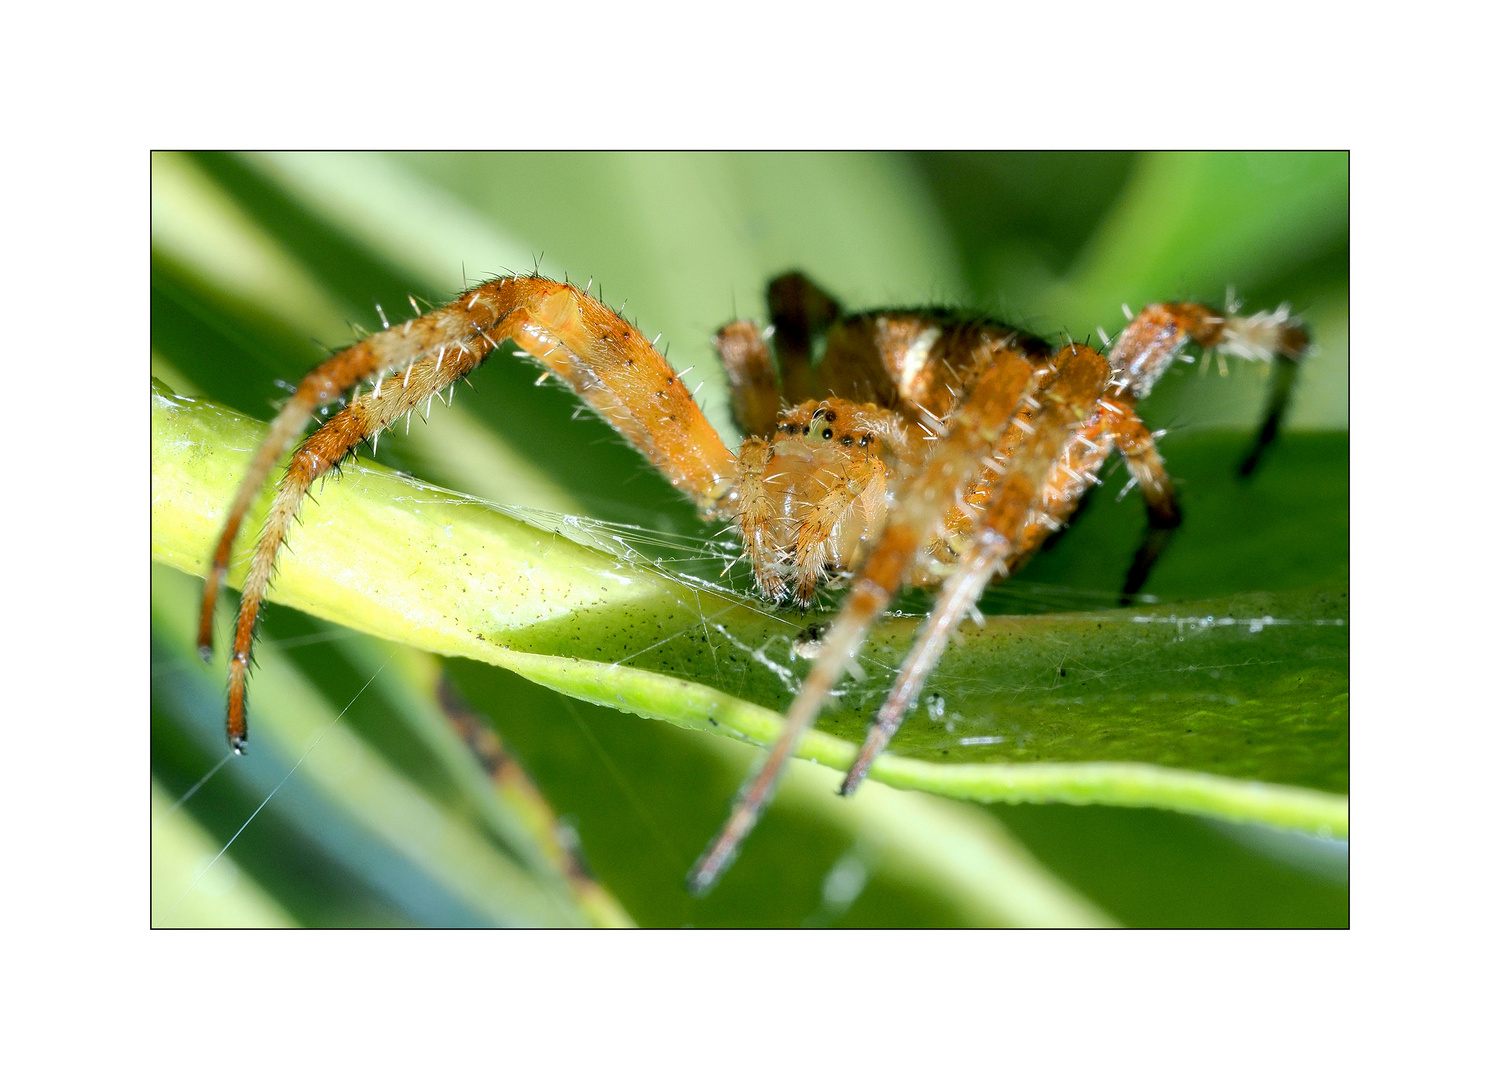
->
[{"left": 197, "top": 271, "right": 1308, "bottom": 894}]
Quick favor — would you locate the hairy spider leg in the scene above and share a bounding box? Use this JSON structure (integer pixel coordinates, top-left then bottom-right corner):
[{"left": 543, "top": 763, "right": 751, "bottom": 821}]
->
[
  {"left": 215, "top": 276, "right": 737, "bottom": 750},
  {"left": 222, "top": 335, "right": 487, "bottom": 747},
  {"left": 1109, "top": 301, "right": 1309, "bottom": 470},
  {"left": 497, "top": 279, "right": 737, "bottom": 510},
  {"left": 1102, "top": 299, "right": 1309, "bottom": 598},
  {"left": 933, "top": 408, "right": 1113, "bottom": 582},
  {"left": 197, "top": 321, "right": 439, "bottom": 659},
  {"left": 686, "top": 351, "right": 1039, "bottom": 894},
  {"left": 767, "top": 271, "right": 842, "bottom": 404},
  {"left": 1012, "top": 414, "right": 1114, "bottom": 567},
  {"left": 713, "top": 321, "right": 781, "bottom": 439},
  {"left": 919, "top": 392, "right": 1173, "bottom": 606},
  {"left": 1239, "top": 355, "right": 1300, "bottom": 476},
  {"left": 840, "top": 344, "right": 1112, "bottom": 794},
  {"left": 729, "top": 436, "right": 785, "bottom": 602},
  {"left": 1106, "top": 397, "right": 1182, "bottom": 601}
]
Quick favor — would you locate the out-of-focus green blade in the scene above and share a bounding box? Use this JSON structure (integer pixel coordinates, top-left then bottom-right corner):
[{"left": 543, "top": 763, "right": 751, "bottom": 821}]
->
[
  {"left": 152, "top": 565, "right": 592, "bottom": 927},
  {"left": 151, "top": 783, "right": 296, "bottom": 928},
  {"left": 1049, "top": 151, "right": 1350, "bottom": 324}
]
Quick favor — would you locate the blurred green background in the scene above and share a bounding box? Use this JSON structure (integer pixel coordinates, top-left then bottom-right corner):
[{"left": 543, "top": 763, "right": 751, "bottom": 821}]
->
[{"left": 151, "top": 151, "right": 1348, "bottom": 927}]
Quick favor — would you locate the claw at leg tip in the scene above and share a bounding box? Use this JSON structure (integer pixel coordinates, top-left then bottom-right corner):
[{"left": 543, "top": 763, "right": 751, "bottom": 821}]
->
[
  {"left": 686, "top": 832, "right": 743, "bottom": 896},
  {"left": 685, "top": 861, "right": 719, "bottom": 897}
]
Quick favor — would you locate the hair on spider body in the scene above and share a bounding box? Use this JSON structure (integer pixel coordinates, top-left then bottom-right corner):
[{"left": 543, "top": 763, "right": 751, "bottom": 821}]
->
[{"left": 197, "top": 269, "right": 1309, "bottom": 890}]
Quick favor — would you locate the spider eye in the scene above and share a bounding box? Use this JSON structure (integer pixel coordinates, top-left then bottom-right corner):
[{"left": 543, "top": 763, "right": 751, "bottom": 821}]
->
[{"left": 806, "top": 414, "right": 835, "bottom": 443}]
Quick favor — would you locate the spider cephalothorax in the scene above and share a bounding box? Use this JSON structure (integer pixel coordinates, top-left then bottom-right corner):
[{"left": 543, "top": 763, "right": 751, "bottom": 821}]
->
[{"left": 197, "top": 270, "right": 1308, "bottom": 894}]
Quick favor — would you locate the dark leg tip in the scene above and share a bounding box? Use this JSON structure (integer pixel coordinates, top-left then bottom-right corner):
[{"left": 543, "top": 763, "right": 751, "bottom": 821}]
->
[
  {"left": 197, "top": 643, "right": 214, "bottom": 664},
  {"left": 230, "top": 735, "right": 248, "bottom": 755}
]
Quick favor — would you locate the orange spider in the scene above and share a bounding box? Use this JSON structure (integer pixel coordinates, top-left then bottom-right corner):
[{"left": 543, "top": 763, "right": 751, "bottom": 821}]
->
[{"left": 197, "top": 271, "right": 1309, "bottom": 895}]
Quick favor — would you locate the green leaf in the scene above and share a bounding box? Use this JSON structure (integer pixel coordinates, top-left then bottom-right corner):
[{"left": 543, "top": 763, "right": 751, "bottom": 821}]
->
[{"left": 153, "top": 384, "right": 1346, "bottom": 836}]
